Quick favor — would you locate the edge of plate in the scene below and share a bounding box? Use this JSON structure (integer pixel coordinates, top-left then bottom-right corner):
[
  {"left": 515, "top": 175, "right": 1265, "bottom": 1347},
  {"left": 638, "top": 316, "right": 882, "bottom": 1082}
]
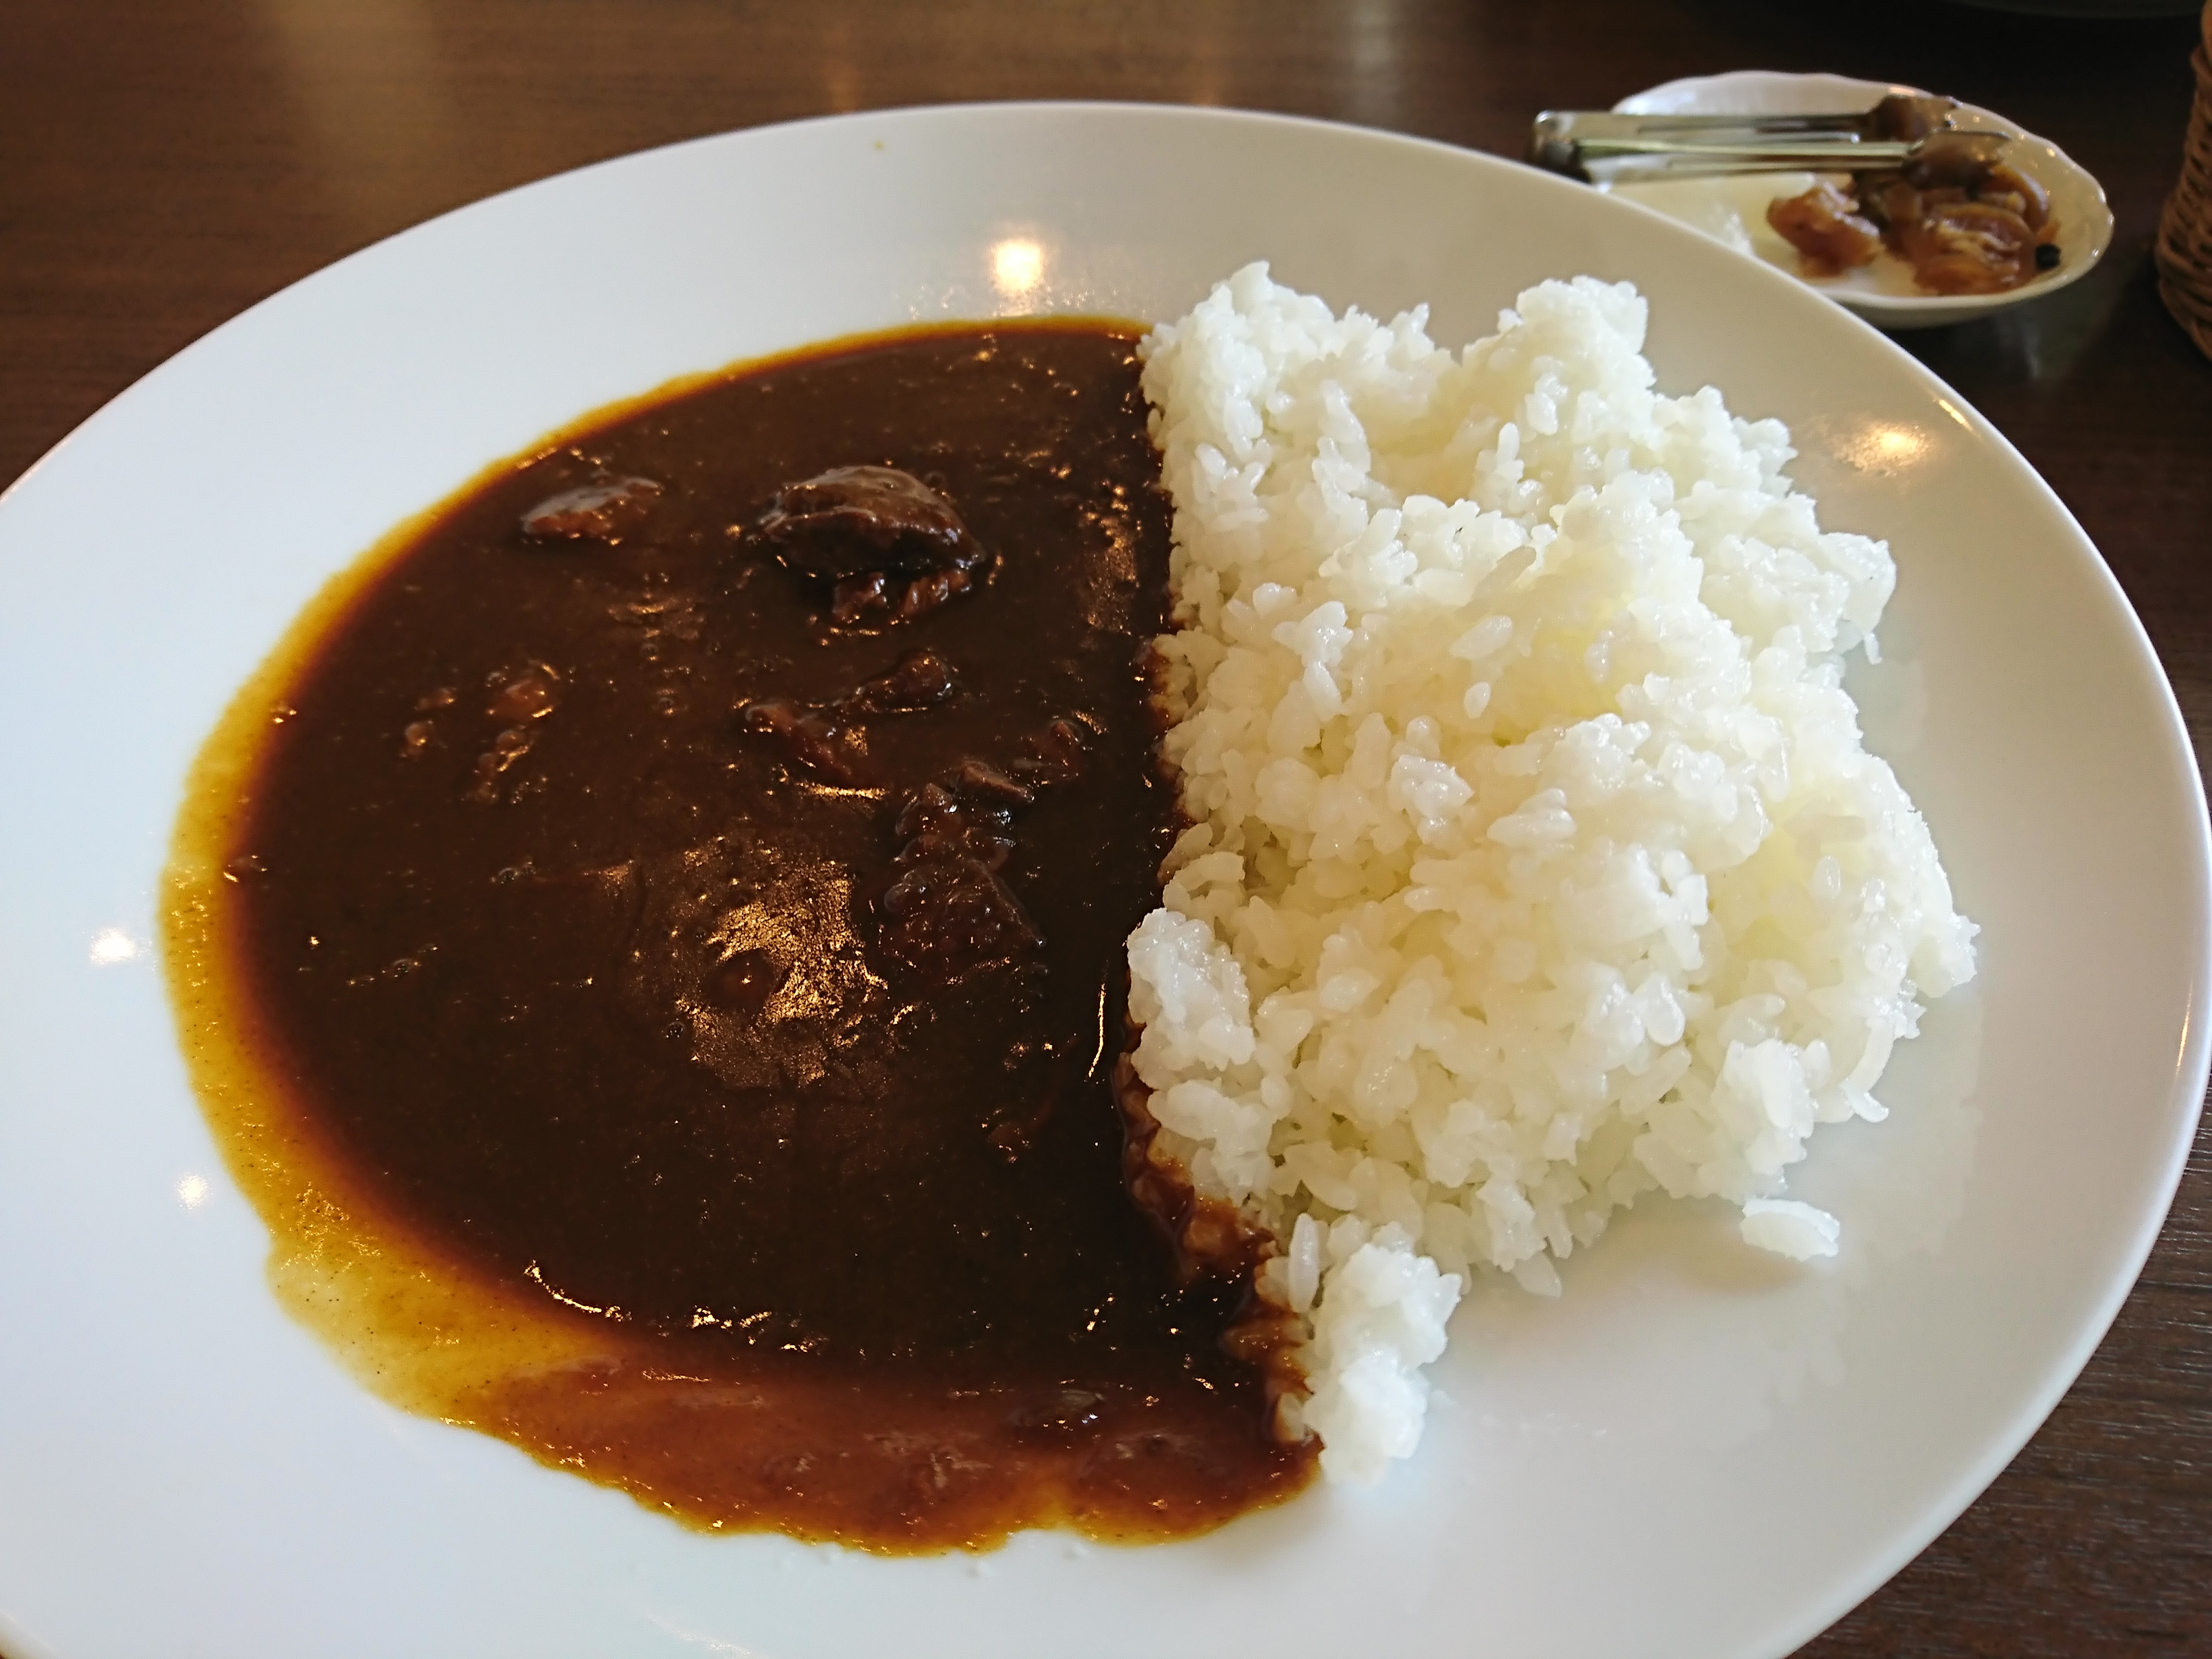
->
[{"left": 1746, "top": 339, "right": 2212, "bottom": 1655}]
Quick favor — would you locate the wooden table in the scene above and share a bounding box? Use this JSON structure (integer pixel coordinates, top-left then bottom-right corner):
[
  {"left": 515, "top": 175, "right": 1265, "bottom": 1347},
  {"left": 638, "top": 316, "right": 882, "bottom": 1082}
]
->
[{"left": 4, "top": 1, "right": 2206, "bottom": 1651}]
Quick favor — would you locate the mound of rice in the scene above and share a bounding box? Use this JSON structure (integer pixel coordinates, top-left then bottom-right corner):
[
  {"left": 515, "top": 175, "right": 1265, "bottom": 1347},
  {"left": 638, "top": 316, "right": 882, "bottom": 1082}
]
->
[{"left": 1124, "top": 266, "right": 1977, "bottom": 1484}]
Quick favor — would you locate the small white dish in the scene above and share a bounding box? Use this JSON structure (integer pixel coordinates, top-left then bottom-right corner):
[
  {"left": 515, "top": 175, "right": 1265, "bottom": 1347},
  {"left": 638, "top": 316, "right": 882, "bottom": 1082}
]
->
[{"left": 1610, "top": 70, "right": 2114, "bottom": 329}]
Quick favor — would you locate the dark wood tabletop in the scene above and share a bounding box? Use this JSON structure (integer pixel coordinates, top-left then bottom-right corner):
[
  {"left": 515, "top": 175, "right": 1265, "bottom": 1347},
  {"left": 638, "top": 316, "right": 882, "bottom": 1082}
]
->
[{"left": 4, "top": 0, "right": 2207, "bottom": 1652}]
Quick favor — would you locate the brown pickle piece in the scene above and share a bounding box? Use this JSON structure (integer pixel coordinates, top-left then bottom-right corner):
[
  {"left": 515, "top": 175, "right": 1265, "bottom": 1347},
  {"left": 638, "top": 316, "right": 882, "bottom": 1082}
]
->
[
  {"left": 1981, "top": 161, "right": 2051, "bottom": 232},
  {"left": 1900, "top": 199, "right": 2039, "bottom": 294},
  {"left": 1767, "top": 180, "right": 1884, "bottom": 275},
  {"left": 520, "top": 474, "right": 665, "bottom": 540}
]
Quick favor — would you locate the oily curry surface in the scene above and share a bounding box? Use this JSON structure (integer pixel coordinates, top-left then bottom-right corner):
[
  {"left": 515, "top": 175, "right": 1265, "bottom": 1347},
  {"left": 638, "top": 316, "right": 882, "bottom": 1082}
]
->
[{"left": 165, "top": 323, "right": 1313, "bottom": 1550}]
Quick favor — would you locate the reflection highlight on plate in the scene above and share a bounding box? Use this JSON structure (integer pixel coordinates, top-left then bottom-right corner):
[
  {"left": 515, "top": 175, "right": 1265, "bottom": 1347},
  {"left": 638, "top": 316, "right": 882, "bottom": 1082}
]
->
[
  {"left": 990, "top": 237, "right": 1046, "bottom": 304},
  {"left": 1816, "top": 417, "right": 1937, "bottom": 479},
  {"left": 1790, "top": 411, "right": 1951, "bottom": 497},
  {"left": 1857, "top": 423, "right": 1930, "bottom": 470},
  {"left": 88, "top": 926, "right": 141, "bottom": 966}
]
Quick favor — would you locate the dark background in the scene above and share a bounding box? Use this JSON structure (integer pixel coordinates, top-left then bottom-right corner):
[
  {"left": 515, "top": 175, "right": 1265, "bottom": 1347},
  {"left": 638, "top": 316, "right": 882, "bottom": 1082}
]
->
[{"left": 3, "top": 1, "right": 2207, "bottom": 1652}]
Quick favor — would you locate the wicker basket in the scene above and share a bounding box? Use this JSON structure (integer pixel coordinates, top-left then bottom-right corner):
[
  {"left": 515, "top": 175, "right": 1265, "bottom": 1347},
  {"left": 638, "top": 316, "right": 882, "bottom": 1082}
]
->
[{"left": 2156, "top": 3, "right": 2212, "bottom": 358}]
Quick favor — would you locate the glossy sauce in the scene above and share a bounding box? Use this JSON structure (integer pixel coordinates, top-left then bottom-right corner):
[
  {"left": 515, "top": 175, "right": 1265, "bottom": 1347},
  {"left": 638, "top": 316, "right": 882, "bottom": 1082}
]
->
[{"left": 164, "top": 323, "right": 1313, "bottom": 1551}]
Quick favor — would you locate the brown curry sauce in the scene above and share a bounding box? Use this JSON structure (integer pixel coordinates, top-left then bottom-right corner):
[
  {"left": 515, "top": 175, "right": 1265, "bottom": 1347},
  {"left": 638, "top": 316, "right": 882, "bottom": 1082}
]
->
[{"left": 163, "top": 322, "right": 1314, "bottom": 1551}]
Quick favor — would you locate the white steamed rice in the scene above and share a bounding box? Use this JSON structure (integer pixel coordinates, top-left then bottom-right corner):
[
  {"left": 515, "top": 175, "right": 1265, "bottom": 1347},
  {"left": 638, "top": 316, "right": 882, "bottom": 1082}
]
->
[{"left": 1123, "top": 266, "right": 1977, "bottom": 1484}]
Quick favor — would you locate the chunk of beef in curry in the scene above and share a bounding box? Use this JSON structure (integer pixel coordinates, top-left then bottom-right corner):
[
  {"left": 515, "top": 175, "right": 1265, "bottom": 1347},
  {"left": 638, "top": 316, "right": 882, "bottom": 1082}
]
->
[{"left": 186, "top": 323, "right": 1313, "bottom": 1550}]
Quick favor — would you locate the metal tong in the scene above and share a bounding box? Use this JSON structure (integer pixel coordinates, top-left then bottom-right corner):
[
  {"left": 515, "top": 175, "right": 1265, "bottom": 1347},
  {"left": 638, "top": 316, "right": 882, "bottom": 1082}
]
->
[{"left": 1527, "top": 96, "right": 2001, "bottom": 184}]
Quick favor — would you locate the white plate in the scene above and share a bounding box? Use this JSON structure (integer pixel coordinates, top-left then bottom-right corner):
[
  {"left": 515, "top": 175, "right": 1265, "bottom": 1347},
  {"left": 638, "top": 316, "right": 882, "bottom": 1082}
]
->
[
  {"left": 0, "top": 103, "right": 2201, "bottom": 1659},
  {"left": 1608, "top": 70, "right": 2114, "bottom": 329}
]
